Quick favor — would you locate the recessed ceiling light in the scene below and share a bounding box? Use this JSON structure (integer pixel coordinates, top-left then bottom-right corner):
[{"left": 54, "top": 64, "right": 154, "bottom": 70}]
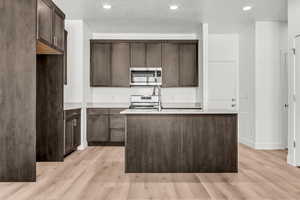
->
[
  {"left": 169, "top": 5, "right": 179, "bottom": 10},
  {"left": 243, "top": 6, "right": 252, "bottom": 11},
  {"left": 103, "top": 4, "right": 112, "bottom": 10}
]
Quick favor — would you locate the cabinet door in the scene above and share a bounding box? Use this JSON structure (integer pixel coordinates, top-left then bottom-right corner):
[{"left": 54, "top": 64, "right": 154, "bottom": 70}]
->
[
  {"left": 53, "top": 8, "right": 65, "bottom": 51},
  {"left": 110, "top": 129, "right": 125, "bottom": 142},
  {"left": 179, "top": 44, "right": 198, "bottom": 87},
  {"left": 87, "top": 114, "right": 109, "bottom": 142},
  {"left": 37, "top": 0, "right": 53, "bottom": 45},
  {"left": 111, "top": 43, "right": 130, "bottom": 87},
  {"left": 73, "top": 117, "right": 81, "bottom": 147},
  {"left": 162, "top": 43, "right": 180, "bottom": 87},
  {"left": 65, "top": 118, "right": 74, "bottom": 155},
  {"left": 64, "top": 30, "right": 68, "bottom": 85},
  {"left": 130, "top": 43, "right": 146, "bottom": 67},
  {"left": 146, "top": 43, "right": 162, "bottom": 67},
  {"left": 90, "top": 43, "right": 112, "bottom": 86}
]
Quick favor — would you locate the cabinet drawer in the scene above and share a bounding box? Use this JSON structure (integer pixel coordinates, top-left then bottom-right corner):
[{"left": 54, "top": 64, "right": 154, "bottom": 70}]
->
[
  {"left": 110, "top": 129, "right": 125, "bottom": 142},
  {"left": 87, "top": 108, "right": 109, "bottom": 115},
  {"left": 110, "top": 116, "right": 125, "bottom": 129}
]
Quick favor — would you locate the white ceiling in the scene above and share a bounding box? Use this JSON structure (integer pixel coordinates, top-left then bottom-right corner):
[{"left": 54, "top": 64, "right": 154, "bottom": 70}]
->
[{"left": 53, "top": 0, "right": 287, "bottom": 33}]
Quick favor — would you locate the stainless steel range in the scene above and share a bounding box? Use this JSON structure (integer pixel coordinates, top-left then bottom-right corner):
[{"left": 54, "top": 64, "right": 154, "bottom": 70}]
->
[{"left": 129, "top": 95, "right": 161, "bottom": 110}]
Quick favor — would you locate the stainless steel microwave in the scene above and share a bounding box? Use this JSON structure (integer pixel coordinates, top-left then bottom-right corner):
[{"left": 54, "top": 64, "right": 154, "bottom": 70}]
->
[{"left": 130, "top": 68, "right": 162, "bottom": 86}]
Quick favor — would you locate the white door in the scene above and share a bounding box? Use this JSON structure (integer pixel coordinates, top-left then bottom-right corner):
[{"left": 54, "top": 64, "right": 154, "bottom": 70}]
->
[
  {"left": 294, "top": 36, "right": 300, "bottom": 166},
  {"left": 206, "top": 35, "right": 239, "bottom": 110},
  {"left": 280, "top": 51, "right": 289, "bottom": 148}
]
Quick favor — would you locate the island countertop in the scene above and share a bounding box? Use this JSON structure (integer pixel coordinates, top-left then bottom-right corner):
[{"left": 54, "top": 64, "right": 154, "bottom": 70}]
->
[{"left": 120, "top": 109, "right": 238, "bottom": 115}]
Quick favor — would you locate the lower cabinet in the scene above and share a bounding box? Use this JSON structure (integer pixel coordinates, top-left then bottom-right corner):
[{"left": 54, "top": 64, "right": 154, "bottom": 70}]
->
[
  {"left": 87, "top": 108, "right": 126, "bottom": 145},
  {"left": 64, "top": 109, "right": 81, "bottom": 156}
]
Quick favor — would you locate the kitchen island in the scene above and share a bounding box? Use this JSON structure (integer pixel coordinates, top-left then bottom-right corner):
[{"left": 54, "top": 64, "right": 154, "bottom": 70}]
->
[{"left": 121, "top": 109, "right": 238, "bottom": 173}]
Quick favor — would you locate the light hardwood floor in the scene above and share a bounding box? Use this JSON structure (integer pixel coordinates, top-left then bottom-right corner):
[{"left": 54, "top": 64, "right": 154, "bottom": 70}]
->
[{"left": 0, "top": 144, "right": 300, "bottom": 200}]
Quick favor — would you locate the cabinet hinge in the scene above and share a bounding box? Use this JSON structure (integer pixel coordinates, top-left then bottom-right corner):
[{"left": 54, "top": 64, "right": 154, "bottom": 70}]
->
[{"left": 292, "top": 48, "right": 296, "bottom": 55}]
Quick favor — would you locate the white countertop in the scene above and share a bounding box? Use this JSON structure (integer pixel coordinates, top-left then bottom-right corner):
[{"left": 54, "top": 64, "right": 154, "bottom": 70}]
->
[
  {"left": 120, "top": 109, "right": 238, "bottom": 115},
  {"left": 86, "top": 103, "right": 130, "bottom": 108},
  {"left": 64, "top": 103, "right": 82, "bottom": 111}
]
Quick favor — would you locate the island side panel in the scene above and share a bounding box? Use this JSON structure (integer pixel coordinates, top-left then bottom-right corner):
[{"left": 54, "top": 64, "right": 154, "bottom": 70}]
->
[{"left": 125, "top": 114, "right": 238, "bottom": 173}]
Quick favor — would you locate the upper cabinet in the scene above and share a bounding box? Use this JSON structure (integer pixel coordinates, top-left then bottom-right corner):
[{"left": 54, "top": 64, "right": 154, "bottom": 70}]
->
[
  {"left": 53, "top": 7, "right": 65, "bottom": 51},
  {"left": 130, "top": 43, "right": 146, "bottom": 67},
  {"left": 64, "top": 30, "right": 68, "bottom": 85},
  {"left": 90, "top": 40, "right": 199, "bottom": 88},
  {"left": 162, "top": 43, "right": 180, "bottom": 87},
  {"left": 179, "top": 43, "right": 198, "bottom": 87},
  {"left": 37, "top": 0, "right": 65, "bottom": 54},
  {"left": 90, "top": 42, "right": 112, "bottom": 86},
  {"left": 111, "top": 43, "right": 130, "bottom": 87},
  {"left": 37, "top": 0, "right": 53, "bottom": 45},
  {"left": 130, "top": 42, "right": 162, "bottom": 68},
  {"left": 146, "top": 42, "right": 162, "bottom": 67}
]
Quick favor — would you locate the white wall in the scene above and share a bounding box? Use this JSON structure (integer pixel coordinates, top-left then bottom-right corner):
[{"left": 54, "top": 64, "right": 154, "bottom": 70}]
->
[
  {"left": 64, "top": 20, "right": 84, "bottom": 103},
  {"left": 206, "top": 34, "right": 239, "bottom": 110},
  {"left": 254, "top": 21, "right": 288, "bottom": 149},
  {"left": 65, "top": 20, "right": 93, "bottom": 149}
]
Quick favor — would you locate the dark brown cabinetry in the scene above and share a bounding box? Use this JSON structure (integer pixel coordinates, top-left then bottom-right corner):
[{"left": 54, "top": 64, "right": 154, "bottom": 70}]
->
[
  {"left": 37, "top": 0, "right": 53, "bottom": 45},
  {"left": 90, "top": 40, "right": 198, "bottom": 88},
  {"left": 111, "top": 43, "right": 130, "bottom": 87},
  {"left": 179, "top": 44, "right": 198, "bottom": 87},
  {"left": 146, "top": 42, "right": 162, "bottom": 67},
  {"left": 130, "top": 43, "right": 146, "bottom": 67},
  {"left": 0, "top": 0, "right": 36, "bottom": 182},
  {"left": 87, "top": 108, "right": 126, "bottom": 145},
  {"left": 162, "top": 43, "right": 180, "bottom": 87},
  {"left": 87, "top": 109, "right": 110, "bottom": 142},
  {"left": 64, "top": 109, "right": 81, "bottom": 156},
  {"left": 37, "top": 0, "right": 65, "bottom": 54},
  {"left": 64, "top": 30, "right": 68, "bottom": 85},
  {"left": 90, "top": 43, "right": 112, "bottom": 86},
  {"left": 53, "top": 8, "right": 65, "bottom": 51},
  {"left": 36, "top": 55, "right": 64, "bottom": 162},
  {"left": 126, "top": 114, "right": 238, "bottom": 173}
]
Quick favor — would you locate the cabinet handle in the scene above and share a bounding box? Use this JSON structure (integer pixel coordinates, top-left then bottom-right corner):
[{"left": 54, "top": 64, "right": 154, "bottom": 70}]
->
[{"left": 231, "top": 104, "right": 236, "bottom": 107}]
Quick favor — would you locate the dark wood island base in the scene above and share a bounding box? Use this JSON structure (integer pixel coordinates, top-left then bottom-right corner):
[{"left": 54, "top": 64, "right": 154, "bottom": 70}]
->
[{"left": 125, "top": 114, "right": 238, "bottom": 173}]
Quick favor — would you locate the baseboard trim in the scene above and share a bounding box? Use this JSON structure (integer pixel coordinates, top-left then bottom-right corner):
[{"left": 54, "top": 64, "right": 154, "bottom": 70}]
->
[
  {"left": 239, "top": 137, "right": 286, "bottom": 150},
  {"left": 287, "top": 153, "right": 296, "bottom": 166},
  {"left": 254, "top": 142, "right": 286, "bottom": 150},
  {"left": 239, "top": 137, "right": 254, "bottom": 148}
]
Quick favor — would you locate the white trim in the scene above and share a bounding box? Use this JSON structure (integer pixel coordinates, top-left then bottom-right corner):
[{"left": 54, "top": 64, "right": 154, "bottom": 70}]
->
[
  {"left": 92, "top": 33, "right": 201, "bottom": 40},
  {"left": 239, "top": 137, "right": 255, "bottom": 148},
  {"left": 202, "top": 24, "right": 209, "bottom": 109},
  {"left": 288, "top": 153, "right": 296, "bottom": 166},
  {"left": 254, "top": 142, "right": 286, "bottom": 150}
]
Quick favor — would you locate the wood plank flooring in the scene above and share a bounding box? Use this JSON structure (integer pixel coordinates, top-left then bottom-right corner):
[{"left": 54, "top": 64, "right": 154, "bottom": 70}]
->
[{"left": 0, "top": 144, "right": 300, "bottom": 200}]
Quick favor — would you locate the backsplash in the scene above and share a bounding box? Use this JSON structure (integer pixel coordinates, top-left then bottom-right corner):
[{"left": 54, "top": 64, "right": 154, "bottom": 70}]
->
[{"left": 88, "top": 87, "right": 198, "bottom": 103}]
